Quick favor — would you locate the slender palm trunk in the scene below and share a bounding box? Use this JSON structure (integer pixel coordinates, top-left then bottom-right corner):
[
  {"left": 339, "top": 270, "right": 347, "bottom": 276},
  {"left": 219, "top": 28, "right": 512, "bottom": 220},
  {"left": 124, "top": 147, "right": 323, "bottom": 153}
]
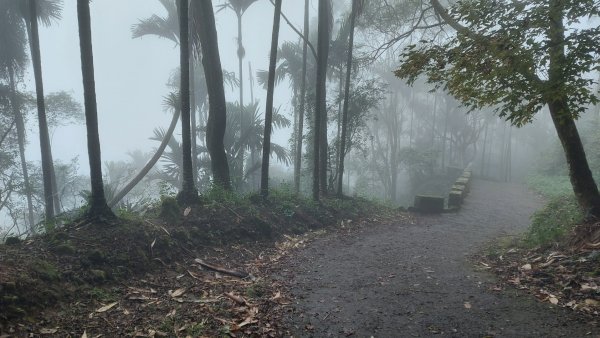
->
[
  {"left": 237, "top": 12, "right": 245, "bottom": 184},
  {"left": 190, "top": 57, "right": 198, "bottom": 185},
  {"left": 8, "top": 69, "right": 35, "bottom": 231},
  {"left": 313, "top": 0, "right": 330, "bottom": 200},
  {"left": 317, "top": 0, "right": 330, "bottom": 195},
  {"left": 196, "top": 0, "right": 232, "bottom": 189},
  {"left": 27, "top": 0, "right": 54, "bottom": 220},
  {"left": 294, "top": 0, "right": 309, "bottom": 194},
  {"left": 177, "top": 0, "right": 198, "bottom": 204},
  {"left": 109, "top": 109, "right": 181, "bottom": 207},
  {"left": 260, "top": 0, "right": 283, "bottom": 198},
  {"left": 480, "top": 122, "right": 488, "bottom": 177},
  {"left": 337, "top": 0, "right": 357, "bottom": 197},
  {"left": 77, "top": 0, "right": 114, "bottom": 220}
]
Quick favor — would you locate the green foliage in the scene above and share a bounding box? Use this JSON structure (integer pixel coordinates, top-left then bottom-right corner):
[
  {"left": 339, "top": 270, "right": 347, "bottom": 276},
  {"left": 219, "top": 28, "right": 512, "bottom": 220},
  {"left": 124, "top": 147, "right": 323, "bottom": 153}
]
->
[
  {"left": 395, "top": 0, "right": 600, "bottom": 126},
  {"left": 87, "top": 287, "right": 117, "bottom": 302},
  {"left": 159, "top": 196, "right": 180, "bottom": 223},
  {"left": 527, "top": 174, "right": 572, "bottom": 198},
  {"left": 30, "top": 259, "right": 59, "bottom": 281},
  {"left": 525, "top": 194, "right": 583, "bottom": 247},
  {"left": 525, "top": 174, "right": 582, "bottom": 246}
]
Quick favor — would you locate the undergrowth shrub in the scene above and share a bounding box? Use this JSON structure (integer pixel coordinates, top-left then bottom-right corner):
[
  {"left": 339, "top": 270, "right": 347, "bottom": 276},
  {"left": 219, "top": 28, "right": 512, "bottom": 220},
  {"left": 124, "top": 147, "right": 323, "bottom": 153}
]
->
[
  {"left": 523, "top": 174, "right": 583, "bottom": 246},
  {"left": 527, "top": 174, "right": 572, "bottom": 198},
  {"left": 524, "top": 194, "right": 583, "bottom": 247}
]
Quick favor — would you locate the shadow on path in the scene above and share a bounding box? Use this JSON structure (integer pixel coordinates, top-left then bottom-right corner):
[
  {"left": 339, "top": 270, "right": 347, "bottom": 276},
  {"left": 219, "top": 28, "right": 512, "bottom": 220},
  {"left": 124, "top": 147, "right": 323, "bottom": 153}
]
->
[{"left": 281, "top": 179, "right": 597, "bottom": 337}]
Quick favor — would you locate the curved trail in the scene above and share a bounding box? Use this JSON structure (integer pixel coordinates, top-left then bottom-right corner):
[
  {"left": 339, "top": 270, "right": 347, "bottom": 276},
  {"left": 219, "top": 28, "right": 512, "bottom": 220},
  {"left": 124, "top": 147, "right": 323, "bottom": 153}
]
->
[{"left": 280, "top": 179, "right": 598, "bottom": 337}]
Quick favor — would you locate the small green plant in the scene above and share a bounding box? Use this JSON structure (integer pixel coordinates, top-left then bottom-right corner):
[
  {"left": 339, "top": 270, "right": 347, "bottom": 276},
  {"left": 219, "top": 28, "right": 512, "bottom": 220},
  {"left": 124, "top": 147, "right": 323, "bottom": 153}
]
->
[
  {"left": 87, "top": 287, "right": 117, "bottom": 302},
  {"left": 187, "top": 319, "right": 207, "bottom": 336},
  {"left": 524, "top": 194, "right": 583, "bottom": 247},
  {"left": 160, "top": 196, "right": 180, "bottom": 223}
]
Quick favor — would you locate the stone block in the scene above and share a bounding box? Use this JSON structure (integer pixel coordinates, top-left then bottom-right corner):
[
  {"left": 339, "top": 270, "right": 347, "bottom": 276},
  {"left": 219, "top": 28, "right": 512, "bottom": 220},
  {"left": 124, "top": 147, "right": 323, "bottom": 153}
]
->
[{"left": 414, "top": 195, "right": 445, "bottom": 213}]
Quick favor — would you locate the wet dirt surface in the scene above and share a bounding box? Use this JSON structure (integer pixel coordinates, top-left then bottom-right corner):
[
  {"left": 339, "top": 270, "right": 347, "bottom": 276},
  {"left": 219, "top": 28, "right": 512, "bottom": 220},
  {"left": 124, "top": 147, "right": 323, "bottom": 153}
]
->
[{"left": 280, "top": 179, "right": 600, "bottom": 337}]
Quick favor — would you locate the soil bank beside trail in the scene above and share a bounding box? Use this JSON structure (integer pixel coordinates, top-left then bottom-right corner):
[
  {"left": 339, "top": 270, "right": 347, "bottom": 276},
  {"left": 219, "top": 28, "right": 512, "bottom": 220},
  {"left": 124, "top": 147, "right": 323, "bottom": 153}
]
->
[{"left": 280, "top": 179, "right": 598, "bottom": 337}]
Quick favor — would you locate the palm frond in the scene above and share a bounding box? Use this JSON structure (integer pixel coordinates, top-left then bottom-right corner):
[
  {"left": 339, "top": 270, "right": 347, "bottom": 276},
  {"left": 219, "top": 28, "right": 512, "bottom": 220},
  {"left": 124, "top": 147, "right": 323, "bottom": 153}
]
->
[{"left": 131, "top": 14, "right": 179, "bottom": 43}]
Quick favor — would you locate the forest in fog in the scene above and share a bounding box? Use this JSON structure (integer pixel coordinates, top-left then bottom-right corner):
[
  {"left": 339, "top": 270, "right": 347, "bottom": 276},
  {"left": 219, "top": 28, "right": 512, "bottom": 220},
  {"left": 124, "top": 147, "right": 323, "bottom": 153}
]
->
[
  {"left": 1, "top": 0, "right": 600, "bottom": 236},
  {"left": 4, "top": 0, "right": 600, "bottom": 336}
]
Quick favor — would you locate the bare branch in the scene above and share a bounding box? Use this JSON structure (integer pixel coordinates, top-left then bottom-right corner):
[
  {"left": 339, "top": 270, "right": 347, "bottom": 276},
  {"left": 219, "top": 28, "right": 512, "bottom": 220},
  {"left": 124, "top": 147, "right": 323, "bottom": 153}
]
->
[{"left": 268, "top": 0, "right": 317, "bottom": 60}]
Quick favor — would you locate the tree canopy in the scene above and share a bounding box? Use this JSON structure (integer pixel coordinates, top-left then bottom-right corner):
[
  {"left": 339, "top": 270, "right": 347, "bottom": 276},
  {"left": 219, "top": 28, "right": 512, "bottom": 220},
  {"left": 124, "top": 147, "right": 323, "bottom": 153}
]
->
[{"left": 395, "top": 0, "right": 600, "bottom": 126}]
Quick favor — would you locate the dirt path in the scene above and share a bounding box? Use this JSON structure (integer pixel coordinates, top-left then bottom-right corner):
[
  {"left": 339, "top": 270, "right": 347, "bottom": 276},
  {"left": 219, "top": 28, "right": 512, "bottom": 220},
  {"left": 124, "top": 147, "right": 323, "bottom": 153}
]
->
[{"left": 279, "top": 179, "right": 599, "bottom": 337}]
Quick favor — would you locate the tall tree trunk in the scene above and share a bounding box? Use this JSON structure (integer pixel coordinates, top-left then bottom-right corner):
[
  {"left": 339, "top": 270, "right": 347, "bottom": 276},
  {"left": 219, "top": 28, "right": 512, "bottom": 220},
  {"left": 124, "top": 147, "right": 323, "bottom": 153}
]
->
[
  {"left": 109, "top": 109, "right": 181, "bottom": 207},
  {"left": 480, "top": 122, "right": 488, "bottom": 177},
  {"left": 195, "top": 0, "right": 232, "bottom": 190},
  {"left": 177, "top": 0, "right": 198, "bottom": 204},
  {"left": 337, "top": 0, "right": 357, "bottom": 197},
  {"left": 248, "top": 62, "right": 254, "bottom": 104},
  {"left": 8, "top": 69, "right": 35, "bottom": 232},
  {"left": 237, "top": 12, "right": 245, "bottom": 185},
  {"left": 547, "top": 0, "right": 600, "bottom": 219},
  {"left": 260, "top": 0, "right": 282, "bottom": 198},
  {"left": 248, "top": 61, "right": 257, "bottom": 189},
  {"left": 409, "top": 90, "right": 415, "bottom": 147},
  {"left": 77, "top": 0, "right": 115, "bottom": 220},
  {"left": 441, "top": 99, "right": 449, "bottom": 170},
  {"left": 27, "top": 0, "right": 54, "bottom": 221},
  {"left": 294, "top": 0, "right": 309, "bottom": 194},
  {"left": 51, "top": 165, "right": 61, "bottom": 215},
  {"left": 190, "top": 57, "right": 198, "bottom": 185},
  {"left": 313, "top": 0, "right": 330, "bottom": 200},
  {"left": 389, "top": 92, "right": 399, "bottom": 202}
]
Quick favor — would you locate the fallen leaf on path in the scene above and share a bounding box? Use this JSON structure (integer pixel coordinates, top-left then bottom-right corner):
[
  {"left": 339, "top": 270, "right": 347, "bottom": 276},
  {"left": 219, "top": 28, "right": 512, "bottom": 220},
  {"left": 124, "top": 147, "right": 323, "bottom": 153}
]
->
[
  {"left": 270, "top": 291, "right": 281, "bottom": 301},
  {"left": 225, "top": 291, "right": 248, "bottom": 305},
  {"left": 184, "top": 207, "right": 191, "bottom": 216},
  {"left": 585, "top": 299, "right": 600, "bottom": 306},
  {"left": 549, "top": 296, "right": 559, "bottom": 305},
  {"left": 520, "top": 263, "right": 532, "bottom": 271},
  {"left": 169, "top": 288, "right": 186, "bottom": 298},
  {"left": 464, "top": 302, "right": 472, "bottom": 309},
  {"left": 95, "top": 301, "right": 118, "bottom": 313},
  {"left": 40, "top": 328, "right": 58, "bottom": 334},
  {"left": 581, "top": 283, "right": 598, "bottom": 292}
]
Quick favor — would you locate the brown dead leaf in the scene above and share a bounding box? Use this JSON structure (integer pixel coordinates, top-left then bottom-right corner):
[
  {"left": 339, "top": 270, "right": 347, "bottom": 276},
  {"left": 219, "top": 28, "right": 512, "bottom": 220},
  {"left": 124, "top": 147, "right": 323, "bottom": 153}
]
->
[
  {"left": 236, "top": 316, "right": 258, "bottom": 329},
  {"left": 270, "top": 291, "right": 282, "bottom": 301},
  {"left": 585, "top": 299, "right": 600, "bottom": 307},
  {"left": 40, "top": 328, "right": 58, "bottom": 334},
  {"left": 508, "top": 277, "right": 521, "bottom": 285},
  {"left": 520, "top": 263, "right": 532, "bottom": 271},
  {"left": 96, "top": 301, "right": 118, "bottom": 313},
  {"left": 225, "top": 291, "right": 248, "bottom": 305},
  {"left": 169, "top": 288, "right": 187, "bottom": 298},
  {"left": 540, "top": 258, "right": 556, "bottom": 268},
  {"left": 581, "top": 283, "right": 598, "bottom": 292}
]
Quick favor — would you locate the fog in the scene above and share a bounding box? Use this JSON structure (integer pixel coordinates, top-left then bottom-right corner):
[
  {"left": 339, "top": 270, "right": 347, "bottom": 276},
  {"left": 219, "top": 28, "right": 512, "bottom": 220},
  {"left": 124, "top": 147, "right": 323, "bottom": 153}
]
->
[
  {"left": 2, "top": 0, "right": 599, "bottom": 233},
  {"left": 25, "top": 0, "right": 307, "bottom": 168}
]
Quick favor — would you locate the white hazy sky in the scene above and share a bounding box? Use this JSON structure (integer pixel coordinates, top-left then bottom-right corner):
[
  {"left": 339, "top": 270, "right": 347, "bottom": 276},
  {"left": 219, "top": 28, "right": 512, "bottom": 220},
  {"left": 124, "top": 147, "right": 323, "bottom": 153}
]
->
[{"left": 23, "top": 0, "right": 313, "bottom": 174}]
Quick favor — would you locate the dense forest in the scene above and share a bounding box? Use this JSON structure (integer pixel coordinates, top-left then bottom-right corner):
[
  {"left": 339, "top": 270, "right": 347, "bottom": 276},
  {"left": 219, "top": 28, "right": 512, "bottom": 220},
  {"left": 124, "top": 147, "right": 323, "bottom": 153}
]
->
[
  {"left": 1, "top": 0, "right": 599, "bottom": 232},
  {"left": 2, "top": 0, "right": 600, "bottom": 336}
]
